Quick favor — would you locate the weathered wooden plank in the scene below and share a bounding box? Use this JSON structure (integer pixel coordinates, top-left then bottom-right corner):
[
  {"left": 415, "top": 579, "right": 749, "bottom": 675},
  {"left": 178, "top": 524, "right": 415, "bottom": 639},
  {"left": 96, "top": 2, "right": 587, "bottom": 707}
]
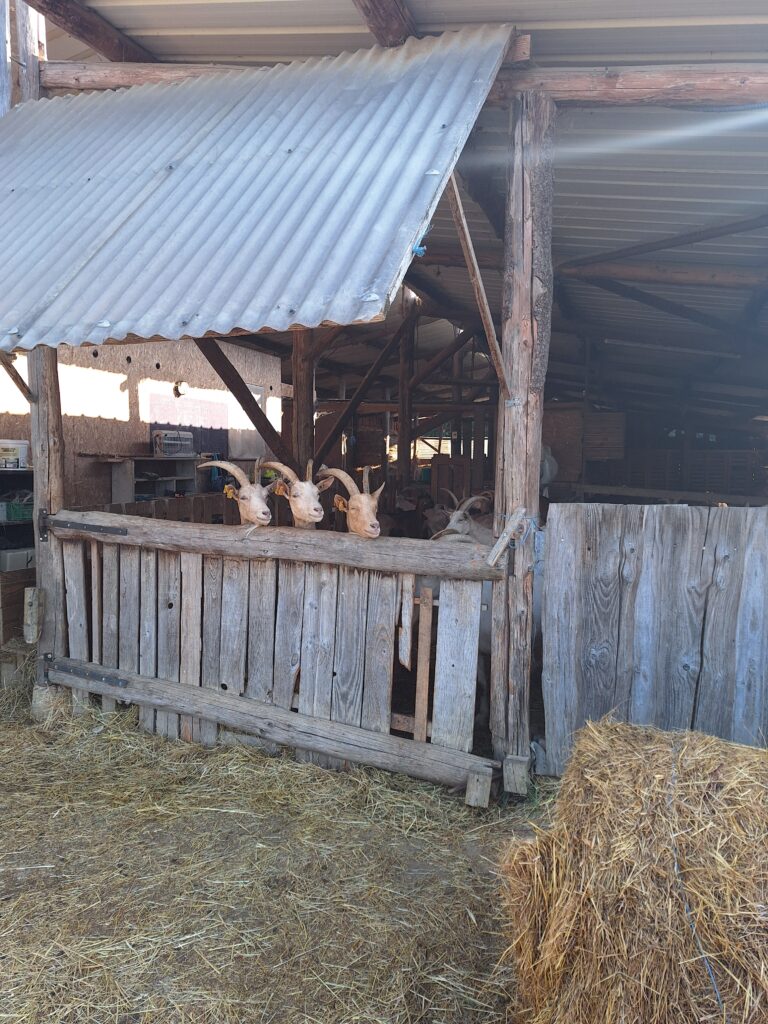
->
[
  {"left": 431, "top": 579, "right": 482, "bottom": 753},
  {"left": 611, "top": 504, "right": 644, "bottom": 726},
  {"left": 50, "top": 657, "right": 500, "bottom": 791},
  {"left": 101, "top": 543, "right": 120, "bottom": 715},
  {"left": 49, "top": 511, "right": 503, "bottom": 581},
  {"left": 465, "top": 769, "right": 492, "bottom": 808},
  {"left": 272, "top": 561, "right": 306, "bottom": 709},
  {"left": 331, "top": 567, "right": 369, "bottom": 730},
  {"left": 413, "top": 585, "right": 433, "bottom": 744},
  {"left": 731, "top": 508, "right": 768, "bottom": 747},
  {"left": 246, "top": 559, "right": 277, "bottom": 702},
  {"left": 361, "top": 572, "right": 398, "bottom": 734},
  {"left": 156, "top": 550, "right": 181, "bottom": 739},
  {"left": 299, "top": 563, "right": 338, "bottom": 719},
  {"left": 118, "top": 546, "right": 140, "bottom": 674},
  {"left": 218, "top": 558, "right": 249, "bottom": 697},
  {"left": 198, "top": 555, "right": 223, "bottom": 746},
  {"left": 138, "top": 548, "right": 157, "bottom": 731},
  {"left": 61, "top": 540, "right": 89, "bottom": 714},
  {"left": 89, "top": 541, "right": 102, "bottom": 666},
  {"left": 179, "top": 551, "right": 203, "bottom": 743},
  {"left": 398, "top": 573, "right": 415, "bottom": 669}
]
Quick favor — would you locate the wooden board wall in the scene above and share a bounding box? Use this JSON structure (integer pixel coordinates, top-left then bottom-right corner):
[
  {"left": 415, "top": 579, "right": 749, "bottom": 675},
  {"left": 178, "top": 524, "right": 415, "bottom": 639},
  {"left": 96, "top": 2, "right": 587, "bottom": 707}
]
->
[{"left": 542, "top": 503, "right": 768, "bottom": 774}]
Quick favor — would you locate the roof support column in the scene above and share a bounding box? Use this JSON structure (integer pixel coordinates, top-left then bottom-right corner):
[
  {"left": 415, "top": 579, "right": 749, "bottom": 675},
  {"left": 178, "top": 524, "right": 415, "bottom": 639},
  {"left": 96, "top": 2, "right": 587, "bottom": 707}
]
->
[
  {"left": 291, "top": 329, "right": 315, "bottom": 472},
  {"left": 492, "top": 91, "right": 555, "bottom": 788},
  {"left": 1, "top": 0, "right": 10, "bottom": 115},
  {"left": 397, "top": 314, "right": 415, "bottom": 490}
]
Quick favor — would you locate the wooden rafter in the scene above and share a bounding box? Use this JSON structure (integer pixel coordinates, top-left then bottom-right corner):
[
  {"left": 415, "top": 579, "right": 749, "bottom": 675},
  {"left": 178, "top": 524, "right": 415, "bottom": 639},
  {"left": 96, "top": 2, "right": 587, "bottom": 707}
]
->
[
  {"left": 559, "top": 261, "right": 768, "bottom": 290},
  {"left": 446, "top": 174, "right": 511, "bottom": 398},
  {"left": 194, "top": 337, "right": 298, "bottom": 473},
  {"left": 0, "top": 352, "right": 34, "bottom": 403},
  {"left": 561, "top": 210, "right": 768, "bottom": 269},
  {"left": 350, "top": 0, "right": 415, "bottom": 46},
  {"left": 404, "top": 265, "right": 481, "bottom": 328},
  {"left": 27, "top": 0, "right": 153, "bottom": 62},
  {"left": 314, "top": 311, "right": 418, "bottom": 465},
  {"left": 577, "top": 276, "right": 767, "bottom": 346},
  {"left": 408, "top": 329, "right": 475, "bottom": 392}
]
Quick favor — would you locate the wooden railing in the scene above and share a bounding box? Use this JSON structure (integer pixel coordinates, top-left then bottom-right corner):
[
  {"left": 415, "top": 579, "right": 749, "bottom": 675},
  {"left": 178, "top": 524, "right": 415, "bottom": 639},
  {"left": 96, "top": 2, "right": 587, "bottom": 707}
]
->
[{"left": 49, "top": 511, "right": 503, "bottom": 805}]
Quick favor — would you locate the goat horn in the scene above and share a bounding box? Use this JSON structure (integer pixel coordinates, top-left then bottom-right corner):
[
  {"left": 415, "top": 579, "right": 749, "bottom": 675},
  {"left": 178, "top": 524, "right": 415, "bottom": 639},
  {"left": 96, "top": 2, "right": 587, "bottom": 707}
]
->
[
  {"left": 458, "top": 495, "right": 487, "bottom": 512},
  {"left": 261, "top": 461, "right": 299, "bottom": 484},
  {"left": 440, "top": 488, "right": 460, "bottom": 509},
  {"left": 305, "top": 459, "right": 314, "bottom": 481},
  {"left": 317, "top": 467, "right": 360, "bottom": 495},
  {"left": 362, "top": 466, "right": 372, "bottom": 494},
  {"left": 198, "top": 460, "right": 250, "bottom": 489}
]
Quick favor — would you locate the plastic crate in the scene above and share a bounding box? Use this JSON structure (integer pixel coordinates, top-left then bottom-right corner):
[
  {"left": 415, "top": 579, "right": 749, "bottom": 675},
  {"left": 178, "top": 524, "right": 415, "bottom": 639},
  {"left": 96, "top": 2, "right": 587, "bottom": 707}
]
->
[{"left": 7, "top": 502, "right": 32, "bottom": 522}]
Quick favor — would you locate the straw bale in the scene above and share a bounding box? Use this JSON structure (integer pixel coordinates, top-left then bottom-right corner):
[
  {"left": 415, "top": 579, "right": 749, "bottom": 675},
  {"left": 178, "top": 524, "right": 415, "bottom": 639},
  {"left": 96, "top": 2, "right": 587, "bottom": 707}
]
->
[{"left": 501, "top": 720, "right": 768, "bottom": 1024}]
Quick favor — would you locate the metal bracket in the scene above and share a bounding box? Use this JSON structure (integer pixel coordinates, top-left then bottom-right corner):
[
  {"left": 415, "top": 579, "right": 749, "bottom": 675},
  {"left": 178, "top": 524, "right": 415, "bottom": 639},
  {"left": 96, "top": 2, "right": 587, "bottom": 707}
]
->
[
  {"left": 48, "top": 518, "right": 128, "bottom": 538},
  {"left": 38, "top": 508, "right": 49, "bottom": 542},
  {"left": 49, "top": 659, "right": 129, "bottom": 689}
]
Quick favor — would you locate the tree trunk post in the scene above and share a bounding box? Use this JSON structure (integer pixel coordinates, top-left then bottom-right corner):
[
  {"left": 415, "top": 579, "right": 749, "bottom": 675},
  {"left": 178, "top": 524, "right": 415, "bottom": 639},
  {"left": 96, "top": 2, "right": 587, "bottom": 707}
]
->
[
  {"left": 397, "top": 316, "right": 415, "bottom": 490},
  {"left": 292, "top": 329, "right": 314, "bottom": 471},
  {"left": 492, "top": 91, "right": 555, "bottom": 785}
]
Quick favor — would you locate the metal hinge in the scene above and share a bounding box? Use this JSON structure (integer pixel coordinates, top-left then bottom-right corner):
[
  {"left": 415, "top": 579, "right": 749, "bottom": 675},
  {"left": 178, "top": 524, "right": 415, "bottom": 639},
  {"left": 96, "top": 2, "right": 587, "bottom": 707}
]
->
[
  {"left": 48, "top": 518, "right": 128, "bottom": 538},
  {"left": 38, "top": 508, "right": 49, "bottom": 542},
  {"left": 49, "top": 659, "right": 129, "bottom": 689}
]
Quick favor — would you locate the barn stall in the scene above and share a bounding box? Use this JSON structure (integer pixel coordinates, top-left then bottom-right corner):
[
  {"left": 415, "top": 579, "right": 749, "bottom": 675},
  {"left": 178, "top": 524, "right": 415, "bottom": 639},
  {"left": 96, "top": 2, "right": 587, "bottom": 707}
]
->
[{"left": 3, "top": 10, "right": 768, "bottom": 806}]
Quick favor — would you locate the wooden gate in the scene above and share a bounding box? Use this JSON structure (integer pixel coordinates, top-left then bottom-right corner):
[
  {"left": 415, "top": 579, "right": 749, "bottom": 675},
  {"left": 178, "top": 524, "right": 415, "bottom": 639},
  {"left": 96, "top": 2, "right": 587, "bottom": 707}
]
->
[
  {"left": 47, "top": 510, "right": 502, "bottom": 805},
  {"left": 542, "top": 503, "right": 768, "bottom": 774}
]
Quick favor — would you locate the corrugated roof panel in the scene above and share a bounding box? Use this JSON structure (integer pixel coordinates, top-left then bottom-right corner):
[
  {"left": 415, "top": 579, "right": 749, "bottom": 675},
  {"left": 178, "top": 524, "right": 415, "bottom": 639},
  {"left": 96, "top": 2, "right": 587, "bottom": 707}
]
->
[{"left": 0, "top": 25, "right": 512, "bottom": 351}]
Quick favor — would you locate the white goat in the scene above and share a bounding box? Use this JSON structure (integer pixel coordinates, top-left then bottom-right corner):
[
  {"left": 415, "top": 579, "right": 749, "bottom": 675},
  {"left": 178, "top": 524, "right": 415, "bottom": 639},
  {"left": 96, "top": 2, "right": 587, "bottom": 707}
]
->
[
  {"left": 261, "top": 459, "right": 333, "bottom": 529},
  {"left": 198, "top": 460, "right": 275, "bottom": 527},
  {"left": 318, "top": 466, "right": 385, "bottom": 539},
  {"left": 430, "top": 495, "right": 494, "bottom": 545}
]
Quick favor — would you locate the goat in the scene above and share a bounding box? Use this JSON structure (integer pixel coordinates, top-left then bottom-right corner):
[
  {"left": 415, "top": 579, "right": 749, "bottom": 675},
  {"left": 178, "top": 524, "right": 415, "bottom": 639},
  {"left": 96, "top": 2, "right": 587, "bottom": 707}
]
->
[
  {"left": 318, "top": 466, "right": 385, "bottom": 539},
  {"left": 198, "top": 460, "right": 275, "bottom": 527},
  {"left": 430, "top": 495, "right": 494, "bottom": 545},
  {"left": 261, "top": 459, "right": 333, "bottom": 529}
]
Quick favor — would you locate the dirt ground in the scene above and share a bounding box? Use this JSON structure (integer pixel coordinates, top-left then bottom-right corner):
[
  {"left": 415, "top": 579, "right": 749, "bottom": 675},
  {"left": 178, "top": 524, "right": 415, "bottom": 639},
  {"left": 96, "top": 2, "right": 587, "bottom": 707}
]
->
[{"left": 0, "top": 688, "right": 551, "bottom": 1024}]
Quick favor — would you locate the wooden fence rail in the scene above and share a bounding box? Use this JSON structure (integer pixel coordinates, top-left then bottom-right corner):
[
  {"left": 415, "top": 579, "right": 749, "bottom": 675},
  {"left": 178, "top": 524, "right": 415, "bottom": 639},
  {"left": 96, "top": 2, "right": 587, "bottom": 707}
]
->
[{"left": 542, "top": 503, "right": 768, "bottom": 774}]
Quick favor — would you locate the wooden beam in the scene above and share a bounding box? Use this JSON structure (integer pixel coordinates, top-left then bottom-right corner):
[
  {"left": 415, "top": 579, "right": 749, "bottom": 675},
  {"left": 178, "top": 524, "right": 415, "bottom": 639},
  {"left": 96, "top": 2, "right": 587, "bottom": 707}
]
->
[
  {"left": 494, "top": 91, "right": 555, "bottom": 774},
  {"left": 40, "top": 57, "right": 768, "bottom": 108},
  {"left": 13, "top": 0, "right": 45, "bottom": 103},
  {"left": 446, "top": 174, "right": 511, "bottom": 399},
  {"left": 0, "top": 351, "right": 34, "bottom": 403},
  {"left": 26, "top": 0, "right": 153, "bottom": 62},
  {"left": 405, "top": 265, "right": 480, "bottom": 327},
  {"left": 30, "top": 346, "right": 67, "bottom": 684},
  {"left": 578, "top": 276, "right": 766, "bottom": 345},
  {"left": 41, "top": 60, "right": 238, "bottom": 91},
  {"left": 49, "top": 511, "right": 504, "bottom": 581},
  {"left": 314, "top": 311, "right": 416, "bottom": 466},
  {"left": 397, "top": 314, "right": 415, "bottom": 490},
  {"left": 350, "top": 0, "right": 415, "bottom": 46},
  {"left": 490, "top": 63, "right": 768, "bottom": 108},
  {"left": 291, "top": 329, "right": 314, "bottom": 470},
  {"left": 1, "top": 0, "right": 10, "bottom": 116},
  {"left": 194, "top": 337, "right": 298, "bottom": 473},
  {"left": 49, "top": 658, "right": 497, "bottom": 791},
  {"left": 408, "top": 329, "right": 475, "bottom": 392},
  {"left": 559, "top": 260, "right": 768, "bottom": 290},
  {"left": 419, "top": 246, "right": 501, "bottom": 271},
  {"left": 560, "top": 210, "right": 768, "bottom": 269}
]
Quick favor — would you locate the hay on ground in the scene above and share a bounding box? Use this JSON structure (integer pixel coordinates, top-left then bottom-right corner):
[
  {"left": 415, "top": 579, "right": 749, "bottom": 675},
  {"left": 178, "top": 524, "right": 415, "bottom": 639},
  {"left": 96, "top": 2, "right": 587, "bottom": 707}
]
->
[
  {"left": 0, "top": 690, "right": 547, "bottom": 1024},
  {"left": 501, "top": 720, "right": 768, "bottom": 1024}
]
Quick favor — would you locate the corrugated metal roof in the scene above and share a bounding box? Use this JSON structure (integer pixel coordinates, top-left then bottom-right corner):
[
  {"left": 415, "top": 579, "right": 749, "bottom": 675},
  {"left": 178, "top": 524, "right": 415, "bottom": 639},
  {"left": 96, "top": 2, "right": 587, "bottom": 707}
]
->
[
  {"left": 45, "top": 0, "right": 768, "bottom": 67},
  {"left": 0, "top": 25, "right": 512, "bottom": 351}
]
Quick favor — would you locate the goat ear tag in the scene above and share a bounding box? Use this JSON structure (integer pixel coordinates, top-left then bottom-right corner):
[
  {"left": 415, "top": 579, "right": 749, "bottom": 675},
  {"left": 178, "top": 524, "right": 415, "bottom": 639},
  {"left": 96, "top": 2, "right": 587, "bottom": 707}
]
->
[
  {"left": 223, "top": 484, "right": 237, "bottom": 500},
  {"left": 333, "top": 495, "right": 349, "bottom": 513},
  {"left": 273, "top": 480, "right": 289, "bottom": 498}
]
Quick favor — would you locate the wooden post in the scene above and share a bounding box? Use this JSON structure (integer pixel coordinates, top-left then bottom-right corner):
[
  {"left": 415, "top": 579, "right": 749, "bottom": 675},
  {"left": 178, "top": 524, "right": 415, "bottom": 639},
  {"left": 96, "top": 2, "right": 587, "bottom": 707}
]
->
[
  {"left": 13, "top": 0, "right": 45, "bottom": 103},
  {"left": 1, "top": 0, "right": 10, "bottom": 116},
  {"left": 292, "top": 329, "right": 314, "bottom": 470},
  {"left": 30, "top": 346, "right": 67, "bottom": 686},
  {"left": 471, "top": 413, "right": 485, "bottom": 492},
  {"left": 493, "top": 91, "right": 555, "bottom": 781},
  {"left": 397, "top": 315, "right": 414, "bottom": 490},
  {"left": 451, "top": 349, "right": 462, "bottom": 459}
]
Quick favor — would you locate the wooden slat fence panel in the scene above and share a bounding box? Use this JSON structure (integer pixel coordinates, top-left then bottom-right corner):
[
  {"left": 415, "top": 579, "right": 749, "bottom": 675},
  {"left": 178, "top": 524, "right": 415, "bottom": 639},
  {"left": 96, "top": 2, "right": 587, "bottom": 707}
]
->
[
  {"left": 156, "top": 551, "right": 181, "bottom": 739},
  {"left": 543, "top": 503, "right": 768, "bottom": 775},
  {"left": 331, "top": 567, "right": 369, "bottom": 730},
  {"left": 246, "top": 560, "right": 277, "bottom": 701},
  {"left": 431, "top": 579, "right": 482, "bottom": 752},
  {"left": 101, "top": 544, "right": 120, "bottom": 715},
  {"left": 138, "top": 548, "right": 157, "bottom": 732},
  {"left": 199, "top": 555, "right": 223, "bottom": 746},
  {"left": 179, "top": 552, "right": 203, "bottom": 742},
  {"left": 219, "top": 558, "right": 249, "bottom": 696},
  {"left": 360, "top": 572, "right": 398, "bottom": 734},
  {"left": 62, "top": 540, "right": 90, "bottom": 715},
  {"left": 273, "top": 562, "right": 306, "bottom": 710}
]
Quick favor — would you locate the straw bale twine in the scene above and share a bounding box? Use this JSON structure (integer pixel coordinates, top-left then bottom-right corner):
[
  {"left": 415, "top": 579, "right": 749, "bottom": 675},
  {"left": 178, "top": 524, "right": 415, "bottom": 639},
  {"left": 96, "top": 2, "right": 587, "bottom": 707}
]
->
[{"left": 501, "top": 720, "right": 768, "bottom": 1024}]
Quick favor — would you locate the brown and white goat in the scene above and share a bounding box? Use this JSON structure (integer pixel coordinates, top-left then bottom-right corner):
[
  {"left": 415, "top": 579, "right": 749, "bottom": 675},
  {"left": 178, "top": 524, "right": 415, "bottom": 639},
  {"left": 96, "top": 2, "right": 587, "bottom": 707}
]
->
[
  {"left": 261, "top": 460, "right": 333, "bottom": 529},
  {"left": 198, "top": 460, "right": 276, "bottom": 527},
  {"left": 318, "top": 466, "right": 385, "bottom": 539}
]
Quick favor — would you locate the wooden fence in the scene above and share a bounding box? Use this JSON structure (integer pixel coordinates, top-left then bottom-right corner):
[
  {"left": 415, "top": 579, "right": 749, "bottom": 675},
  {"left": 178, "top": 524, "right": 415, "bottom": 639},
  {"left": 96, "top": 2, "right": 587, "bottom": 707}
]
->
[
  {"left": 48, "top": 510, "right": 502, "bottom": 805},
  {"left": 542, "top": 503, "right": 768, "bottom": 774}
]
